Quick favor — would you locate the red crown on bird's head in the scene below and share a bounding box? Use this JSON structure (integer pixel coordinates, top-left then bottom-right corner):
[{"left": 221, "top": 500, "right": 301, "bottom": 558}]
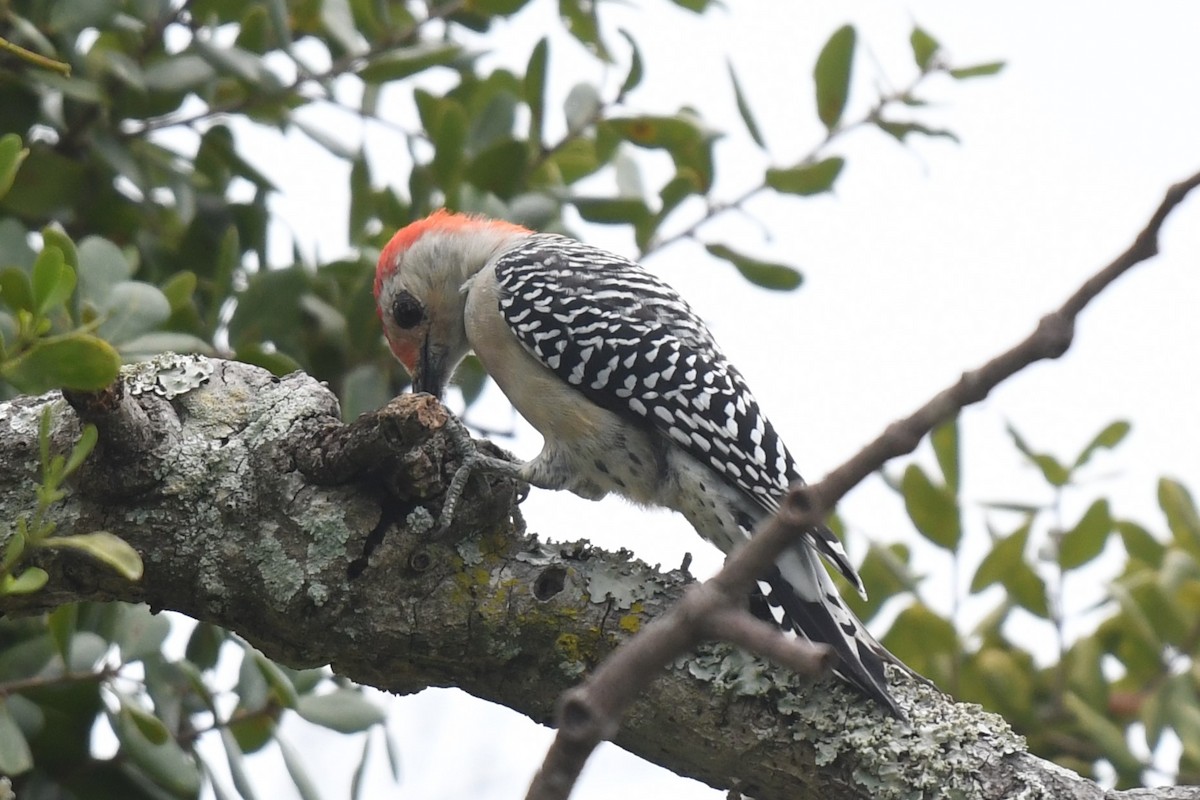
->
[{"left": 374, "top": 209, "right": 530, "bottom": 302}]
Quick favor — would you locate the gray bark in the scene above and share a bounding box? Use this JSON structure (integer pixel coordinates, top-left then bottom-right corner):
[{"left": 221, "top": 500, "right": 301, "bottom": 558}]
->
[{"left": 0, "top": 355, "right": 1192, "bottom": 800}]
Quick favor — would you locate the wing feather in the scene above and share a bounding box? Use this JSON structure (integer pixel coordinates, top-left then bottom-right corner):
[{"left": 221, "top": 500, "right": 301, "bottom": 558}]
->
[{"left": 492, "top": 234, "right": 863, "bottom": 594}]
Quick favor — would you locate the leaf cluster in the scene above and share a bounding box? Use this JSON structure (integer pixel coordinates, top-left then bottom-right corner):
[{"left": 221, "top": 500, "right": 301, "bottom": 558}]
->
[
  {"left": 0, "top": 605, "right": 394, "bottom": 799},
  {"left": 845, "top": 417, "right": 1200, "bottom": 787}
]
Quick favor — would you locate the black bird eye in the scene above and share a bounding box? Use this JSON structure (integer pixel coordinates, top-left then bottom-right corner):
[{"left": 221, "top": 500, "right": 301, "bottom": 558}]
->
[{"left": 391, "top": 290, "right": 425, "bottom": 329}]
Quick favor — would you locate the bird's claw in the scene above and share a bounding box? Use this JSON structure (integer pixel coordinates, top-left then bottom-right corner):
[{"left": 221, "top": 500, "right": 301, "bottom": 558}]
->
[{"left": 435, "top": 415, "right": 527, "bottom": 535}]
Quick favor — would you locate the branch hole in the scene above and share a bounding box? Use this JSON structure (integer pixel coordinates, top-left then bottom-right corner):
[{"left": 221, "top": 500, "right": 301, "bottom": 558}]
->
[
  {"left": 533, "top": 566, "right": 566, "bottom": 601},
  {"left": 408, "top": 550, "right": 433, "bottom": 572}
]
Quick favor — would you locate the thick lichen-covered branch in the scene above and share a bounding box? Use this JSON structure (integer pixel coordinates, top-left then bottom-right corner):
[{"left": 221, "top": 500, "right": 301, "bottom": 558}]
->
[{"left": 0, "top": 355, "right": 1139, "bottom": 799}]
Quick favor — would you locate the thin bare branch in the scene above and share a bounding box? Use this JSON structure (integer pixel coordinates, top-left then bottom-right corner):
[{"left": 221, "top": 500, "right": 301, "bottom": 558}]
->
[{"left": 528, "top": 169, "right": 1200, "bottom": 800}]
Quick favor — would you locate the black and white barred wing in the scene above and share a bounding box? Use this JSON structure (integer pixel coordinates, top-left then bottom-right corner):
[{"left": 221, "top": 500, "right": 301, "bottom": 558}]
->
[{"left": 492, "top": 234, "right": 862, "bottom": 594}]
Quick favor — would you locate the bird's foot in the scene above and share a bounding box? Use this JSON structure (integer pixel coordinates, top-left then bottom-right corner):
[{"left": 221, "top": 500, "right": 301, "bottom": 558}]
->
[{"left": 437, "top": 415, "right": 527, "bottom": 535}]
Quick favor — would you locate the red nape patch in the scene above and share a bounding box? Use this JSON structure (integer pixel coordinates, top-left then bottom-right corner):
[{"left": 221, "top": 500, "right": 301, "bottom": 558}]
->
[{"left": 373, "top": 209, "right": 531, "bottom": 300}]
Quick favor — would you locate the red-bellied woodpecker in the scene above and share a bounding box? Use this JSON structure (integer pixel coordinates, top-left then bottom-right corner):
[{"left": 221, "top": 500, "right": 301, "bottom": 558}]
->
[{"left": 375, "top": 209, "right": 907, "bottom": 718}]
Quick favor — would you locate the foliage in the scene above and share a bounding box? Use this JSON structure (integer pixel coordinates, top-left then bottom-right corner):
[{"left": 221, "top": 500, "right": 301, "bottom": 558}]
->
[
  {"left": 2, "top": 0, "right": 1183, "bottom": 797},
  {"left": 838, "top": 418, "right": 1200, "bottom": 787},
  {"left": 0, "top": 407, "right": 142, "bottom": 601}
]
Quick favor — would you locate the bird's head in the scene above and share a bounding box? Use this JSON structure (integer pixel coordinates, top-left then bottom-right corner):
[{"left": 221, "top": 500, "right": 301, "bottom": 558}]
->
[{"left": 375, "top": 209, "right": 529, "bottom": 398}]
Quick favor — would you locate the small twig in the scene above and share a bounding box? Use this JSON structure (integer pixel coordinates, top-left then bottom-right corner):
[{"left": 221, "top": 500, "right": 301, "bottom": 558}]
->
[
  {"left": 639, "top": 73, "right": 928, "bottom": 261},
  {"left": 129, "top": 1, "right": 465, "bottom": 136},
  {"left": 0, "top": 666, "right": 113, "bottom": 697},
  {"left": 0, "top": 35, "right": 71, "bottom": 76},
  {"left": 526, "top": 169, "right": 1200, "bottom": 800}
]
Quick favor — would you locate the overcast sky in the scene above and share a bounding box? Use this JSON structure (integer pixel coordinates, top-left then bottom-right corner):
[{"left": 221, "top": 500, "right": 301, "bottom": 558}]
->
[{"left": 214, "top": 1, "right": 1200, "bottom": 796}]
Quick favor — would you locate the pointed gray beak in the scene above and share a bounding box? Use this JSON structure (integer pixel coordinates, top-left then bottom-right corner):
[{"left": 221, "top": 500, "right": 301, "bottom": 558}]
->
[{"left": 412, "top": 338, "right": 450, "bottom": 399}]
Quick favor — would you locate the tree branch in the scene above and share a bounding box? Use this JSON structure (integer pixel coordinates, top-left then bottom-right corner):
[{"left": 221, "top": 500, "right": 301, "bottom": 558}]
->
[
  {"left": 0, "top": 356, "right": 1140, "bottom": 799},
  {"left": 0, "top": 174, "right": 1196, "bottom": 800},
  {"left": 526, "top": 169, "right": 1200, "bottom": 798}
]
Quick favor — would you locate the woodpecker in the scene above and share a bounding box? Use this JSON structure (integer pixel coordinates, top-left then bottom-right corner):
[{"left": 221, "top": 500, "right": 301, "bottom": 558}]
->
[{"left": 375, "top": 209, "right": 906, "bottom": 718}]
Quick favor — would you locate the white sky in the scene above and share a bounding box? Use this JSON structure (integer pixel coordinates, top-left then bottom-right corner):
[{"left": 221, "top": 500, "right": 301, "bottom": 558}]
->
[{"left": 212, "top": 0, "right": 1200, "bottom": 797}]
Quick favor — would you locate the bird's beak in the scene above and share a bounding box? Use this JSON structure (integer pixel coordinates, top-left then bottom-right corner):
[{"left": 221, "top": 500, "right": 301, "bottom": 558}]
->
[{"left": 412, "top": 337, "right": 449, "bottom": 399}]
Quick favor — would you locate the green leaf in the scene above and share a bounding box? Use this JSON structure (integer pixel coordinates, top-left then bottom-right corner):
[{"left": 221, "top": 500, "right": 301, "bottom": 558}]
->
[
  {"left": 113, "top": 707, "right": 202, "bottom": 797},
  {"left": 1058, "top": 499, "right": 1113, "bottom": 570},
  {"left": 874, "top": 119, "right": 960, "bottom": 144},
  {"left": 0, "top": 568, "right": 48, "bottom": 596},
  {"left": 524, "top": 38, "right": 548, "bottom": 145},
  {"left": 114, "top": 604, "right": 171, "bottom": 663},
  {"left": 0, "top": 134, "right": 29, "bottom": 200},
  {"left": 704, "top": 244, "right": 802, "bottom": 291},
  {"left": 572, "top": 197, "right": 651, "bottom": 226},
  {"left": 98, "top": 281, "right": 172, "bottom": 345},
  {"left": 468, "top": 0, "right": 531, "bottom": 11},
  {"left": 662, "top": 166, "right": 702, "bottom": 204},
  {"left": 618, "top": 29, "right": 643, "bottom": 96},
  {"left": 221, "top": 726, "right": 261, "bottom": 800},
  {"left": 558, "top": 0, "right": 608, "bottom": 59},
  {"left": 142, "top": 54, "right": 218, "bottom": 92},
  {"left": 253, "top": 652, "right": 299, "bottom": 709},
  {"left": 321, "top": 0, "right": 361, "bottom": 54},
  {"left": 230, "top": 708, "right": 276, "bottom": 754},
  {"left": 2, "top": 530, "right": 24, "bottom": 572},
  {"left": 1067, "top": 636, "right": 1107, "bottom": 711},
  {"left": 910, "top": 26, "right": 941, "bottom": 71},
  {"left": 971, "top": 520, "right": 1030, "bottom": 593},
  {"left": 1006, "top": 422, "right": 1070, "bottom": 487},
  {"left": 1005, "top": 560, "right": 1049, "bottom": 617},
  {"left": 949, "top": 61, "right": 1005, "bottom": 80},
  {"left": 0, "top": 268, "right": 34, "bottom": 313},
  {"left": 38, "top": 531, "right": 143, "bottom": 580},
  {"left": 603, "top": 114, "right": 716, "bottom": 191},
  {"left": 431, "top": 102, "right": 468, "bottom": 199},
  {"left": 77, "top": 236, "right": 136, "bottom": 309},
  {"left": 930, "top": 417, "right": 959, "bottom": 494},
  {"left": 40, "top": 225, "right": 78, "bottom": 271},
  {"left": 1074, "top": 420, "right": 1131, "bottom": 469},
  {"left": 160, "top": 271, "right": 198, "bottom": 312},
  {"left": 1108, "top": 580, "right": 1163, "bottom": 651},
  {"left": 193, "top": 40, "right": 280, "bottom": 89},
  {"left": 974, "top": 647, "right": 1033, "bottom": 718},
  {"left": 765, "top": 157, "right": 844, "bottom": 196},
  {"left": 237, "top": 646, "right": 270, "bottom": 713},
  {"left": 1063, "top": 692, "right": 1143, "bottom": 776},
  {"left": 465, "top": 140, "right": 529, "bottom": 199},
  {"left": 2, "top": 334, "right": 121, "bottom": 393},
  {"left": 47, "top": 603, "right": 77, "bottom": 662},
  {"left": 881, "top": 603, "right": 957, "bottom": 675},
  {"left": 64, "top": 424, "right": 98, "bottom": 478},
  {"left": 0, "top": 700, "right": 33, "bottom": 776},
  {"left": 278, "top": 736, "right": 323, "bottom": 800},
  {"left": 1160, "top": 477, "right": 1200, "bottom": 554},
  {"left": 727, "top": 60, "right": 765, "bottom": 149},
  {"left": 813, "top": 24, "right": 856, "bottom": 130},
  {"left": 296, "top": 689, "right": 386, "bottom": 733},
  {"left": 359, "top": 43, "right": 461, "bottom": 84},
  {"left": 565, "top": 83, "right": 602, "bottom": 134},
  {"left": 0, "top": 632, "right": 55, "bottom": 682},
  {"left": 1117, "top": 520, "right": 1165, "bottom": 567},
  {"left": 186, "top": 622, "right": 226, "bottom": 671},
  {"left": 351, "top": 734, "right": 372, "bottom": 800},
  {"left": 901, "top": 464, "right": 961, "bottom": 549},
  {"left": 118, "top": 696, "right": 171, "bottom": 745}
]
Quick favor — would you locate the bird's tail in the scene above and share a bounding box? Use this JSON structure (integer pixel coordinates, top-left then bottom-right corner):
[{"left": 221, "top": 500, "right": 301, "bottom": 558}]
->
[{"left": 767, "top": 546, "right": 907, "bottom": 720}]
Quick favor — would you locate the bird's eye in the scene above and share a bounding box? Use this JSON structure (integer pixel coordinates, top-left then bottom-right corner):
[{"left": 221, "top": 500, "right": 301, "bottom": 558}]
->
[{"left": 391, "top": 291, "right": 425, "bottom": 329}]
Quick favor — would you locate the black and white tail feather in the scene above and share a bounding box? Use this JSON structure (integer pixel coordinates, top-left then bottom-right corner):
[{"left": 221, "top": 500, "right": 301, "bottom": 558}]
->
[{"left": 494, "top": 234, "right": 913, "bottom": 718}]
